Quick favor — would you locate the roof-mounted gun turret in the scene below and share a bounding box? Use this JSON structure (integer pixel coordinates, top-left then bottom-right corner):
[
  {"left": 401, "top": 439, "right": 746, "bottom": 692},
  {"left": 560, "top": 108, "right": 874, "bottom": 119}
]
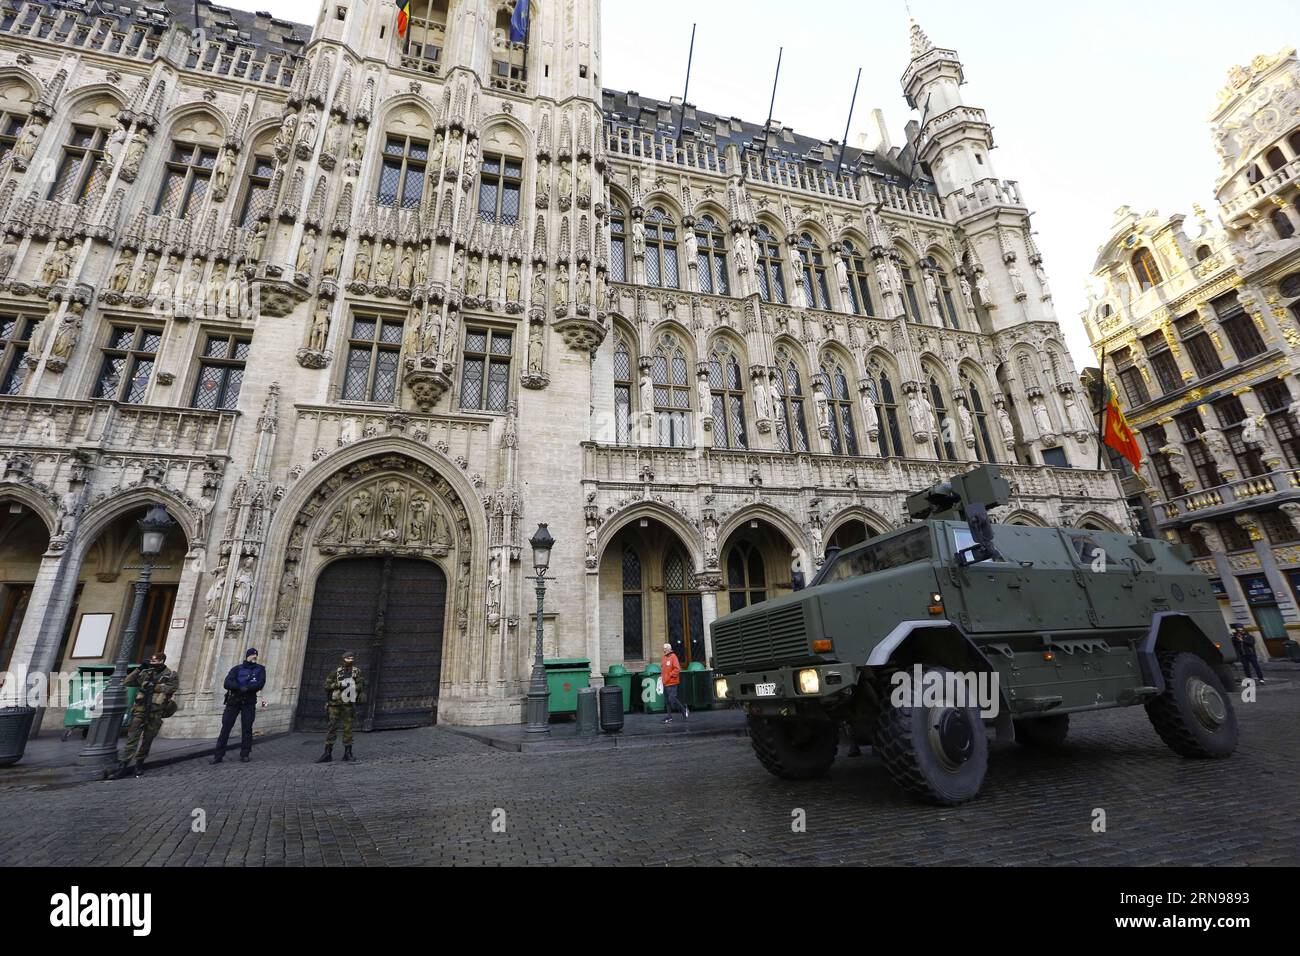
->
[{"left": 907, "top": 465, "right": 1010, "bottom": 566}]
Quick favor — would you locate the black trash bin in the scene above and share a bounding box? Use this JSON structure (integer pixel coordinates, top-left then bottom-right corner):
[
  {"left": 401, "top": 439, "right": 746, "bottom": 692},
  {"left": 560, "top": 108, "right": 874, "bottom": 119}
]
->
[
  {"left": 598, "top": 685, "right": 625, "bottom": 733},
  {"left": 0, "top": 706, "right": 37, "bottom": 767}
]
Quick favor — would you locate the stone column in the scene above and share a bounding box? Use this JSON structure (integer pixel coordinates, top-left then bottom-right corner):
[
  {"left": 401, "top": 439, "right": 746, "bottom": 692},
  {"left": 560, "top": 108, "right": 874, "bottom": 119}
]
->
[
  {"left": 1190, "top": 522, "right": 1251, "bottom": 628},
  {"left": 1240, "top": 512, "right": 1300, "bottom": 630},
  {"left": 3, "top": 547, "right": 82, "bottom": 732}
]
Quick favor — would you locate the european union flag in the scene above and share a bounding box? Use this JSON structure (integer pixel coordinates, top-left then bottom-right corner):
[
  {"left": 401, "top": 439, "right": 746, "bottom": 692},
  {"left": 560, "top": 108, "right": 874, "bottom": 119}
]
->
[{"left": 509, "top": 0, "right": 529, "bottom": 43}]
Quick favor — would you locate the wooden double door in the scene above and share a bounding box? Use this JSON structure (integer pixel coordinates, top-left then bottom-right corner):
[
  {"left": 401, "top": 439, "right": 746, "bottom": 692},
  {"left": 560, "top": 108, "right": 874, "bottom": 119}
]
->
[{"left": 295, "top": 556, "right": 447, "bottom": 732}]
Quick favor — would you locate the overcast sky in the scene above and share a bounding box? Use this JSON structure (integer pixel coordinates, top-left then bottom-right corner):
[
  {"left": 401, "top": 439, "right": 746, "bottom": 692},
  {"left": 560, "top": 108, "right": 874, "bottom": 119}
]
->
[{"left": 215, "top": 0, "right": 1295, "bottom": 369}]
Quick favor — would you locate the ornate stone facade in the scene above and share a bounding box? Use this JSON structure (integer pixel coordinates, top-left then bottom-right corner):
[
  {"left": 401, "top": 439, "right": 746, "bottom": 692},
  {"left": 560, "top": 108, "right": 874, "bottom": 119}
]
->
[
  {"left": 0, "top": 1, "right": 1121, "bottom": 732},
  {"left": 1083, "top": 47, "right": 1300, "bottom": 656}
]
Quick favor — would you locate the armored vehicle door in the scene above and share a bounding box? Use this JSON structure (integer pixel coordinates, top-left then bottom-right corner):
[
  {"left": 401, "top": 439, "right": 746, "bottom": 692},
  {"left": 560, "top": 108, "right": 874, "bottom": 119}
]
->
[
  {"left": 942, "top": 523, "right": 1078, "bottom": 633},
  {"left": 1066, "top": 531, "right": 1167, "bottom": 629}
]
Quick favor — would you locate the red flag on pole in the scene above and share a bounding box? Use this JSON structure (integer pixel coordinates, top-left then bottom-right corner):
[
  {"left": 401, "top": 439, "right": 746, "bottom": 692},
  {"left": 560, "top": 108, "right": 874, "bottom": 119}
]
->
[
  {"left": 1102, "top": 386, "right": 1142, "bottom": 470},
  {"left": 395, "top": 0, "right": 410, "bottom": 38}
]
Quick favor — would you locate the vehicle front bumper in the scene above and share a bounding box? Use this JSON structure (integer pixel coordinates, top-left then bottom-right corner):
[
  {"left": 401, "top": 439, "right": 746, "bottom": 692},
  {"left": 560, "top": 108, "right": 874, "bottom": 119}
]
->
[{"left": 715, "top": 663, "right": 855, "bottom": 711}]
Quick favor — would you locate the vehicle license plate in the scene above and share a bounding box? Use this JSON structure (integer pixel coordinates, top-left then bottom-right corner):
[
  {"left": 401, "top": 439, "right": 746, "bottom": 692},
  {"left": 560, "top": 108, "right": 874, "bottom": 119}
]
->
[{"left": 755, "top": 682, "right": 777, "bottom": 697}]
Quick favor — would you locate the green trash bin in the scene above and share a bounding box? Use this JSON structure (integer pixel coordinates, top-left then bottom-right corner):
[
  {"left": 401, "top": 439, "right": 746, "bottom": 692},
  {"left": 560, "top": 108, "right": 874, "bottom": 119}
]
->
[
  {"left": 603, "top": 663, "right": 633, "bottom": 714},
  {"left": 679, "top": 661, "right": 715, "bottom": 711},
  {"left": 637, "top": 663, "right": 664, "bottom": 713},
  {"left": 543, "top": 658, "right": 590, "bottom": 716},
  {"left": 61, "top": 665, "right": 139, "bottom": 741}
]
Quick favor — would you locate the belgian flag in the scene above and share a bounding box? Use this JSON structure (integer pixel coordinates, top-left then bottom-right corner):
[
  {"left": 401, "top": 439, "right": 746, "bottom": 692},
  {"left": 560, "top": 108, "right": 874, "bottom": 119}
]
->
[
  {"left": 395, "top": 0, "right": 410, "bottom": 38},
  {"left": 1102, "top": 384, "right": 1142, "bottom": 470}
]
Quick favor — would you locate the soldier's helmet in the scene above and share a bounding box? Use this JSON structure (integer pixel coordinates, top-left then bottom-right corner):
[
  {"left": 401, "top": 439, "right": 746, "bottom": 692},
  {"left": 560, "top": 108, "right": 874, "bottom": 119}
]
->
[{"left": 342, "top": 651, "right": 356, "bottom": 662}]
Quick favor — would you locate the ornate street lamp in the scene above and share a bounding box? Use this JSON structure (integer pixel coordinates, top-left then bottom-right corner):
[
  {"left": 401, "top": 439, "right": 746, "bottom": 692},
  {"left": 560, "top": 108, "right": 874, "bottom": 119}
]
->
[
  {"left": 82, "top": 505, "right": 175, "bottom": 762},
  {"left": 524, "top": 523, "right": 555, "bottom": 735}
]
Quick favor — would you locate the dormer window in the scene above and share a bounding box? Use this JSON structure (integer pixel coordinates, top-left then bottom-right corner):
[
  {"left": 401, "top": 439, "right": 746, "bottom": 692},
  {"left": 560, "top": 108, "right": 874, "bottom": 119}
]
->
[{"left": 1131, "top": 248, "right": 1162, "bottom": 292}]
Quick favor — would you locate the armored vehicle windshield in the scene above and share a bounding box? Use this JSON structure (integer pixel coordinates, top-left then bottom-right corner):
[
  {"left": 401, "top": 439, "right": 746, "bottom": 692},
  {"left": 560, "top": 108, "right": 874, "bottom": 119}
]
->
[{"left": 820, "top": 527, "right": 933, "bottom": 583}]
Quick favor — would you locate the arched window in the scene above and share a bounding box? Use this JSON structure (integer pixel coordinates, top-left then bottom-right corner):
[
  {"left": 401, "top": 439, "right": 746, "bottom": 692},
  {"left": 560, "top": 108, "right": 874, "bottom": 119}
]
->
[
  {"left": 664, "top": 547, "right": 703, "bottom": 664},
  {"left": 653, "top": 334, "right": 691, "bottom": 447},
  {"left": 755, "top": 224, "right": 787, "bottom": 304},
  {"left": 842, "top": 240, "right": 875, "bottom": 316},
  {"left": 1131, "top": 248, "right": 1163, "bottom": 292},
  {"left": 1245, "top": 165, "right": 1264, "bottom": 185},
  {"left": 774, "top": 346, "right": 810, "bottom": 453},
  {"left": 819, "top": 356, "right": 858, "bottom": 455},
  {"left": 622, "top": 546, "right": 644, "bottom": 662},
  {"left": 0, "top": 112, "right": 29, "bottom": 167},
  {"left": 930, "top": 375, "right": 957, "bottom": 460},
  {"left": 726, "top": 541, "right": 767, "bottom": 612},
  {"left": 1290, "top": 131, "right": 1300, "bottom": 156},
  {"left": 377, "top": 133, "right": 428, "bottom": 208},
  {"left": 1271, "top": 208, "right": 1295, "bottom": 241},
  {"left": 1195, "top": 245, "right": 1212, "bottom": 262},
  {"left": 798, "top": 233, "right": 831, "bottom": 309},
  {"left": 964, "top": 377, "right": 996, "bottom": 463},
  {"left": 609, "top": 205, "right": 628, "bottom": 283},
  {"left": 1265, "top": 147, "right": 1287, "bottom": 173},
  {"left": 398, "top": 0, "right": 450, "bottom": 74},
  {"left": 614, "top": 334, "right": 633, "bottom": 444},
  {"left": 874, "top": 369, "right": 906, "bottom": 458},
  {"left": 708, "top": 342, "right": 747, "bottom": 450},
  {"left": 644, "top": 206, "right": 680, "bottom": 289},
  {"left": 1100, "top": 303, "right": 1113, "bottom": 319},
  {"left": 694, "top": 215, "right": 729, "bottom": 295},
  {"left": 237, "top": 153, "right": 275, "bottom": 226}
]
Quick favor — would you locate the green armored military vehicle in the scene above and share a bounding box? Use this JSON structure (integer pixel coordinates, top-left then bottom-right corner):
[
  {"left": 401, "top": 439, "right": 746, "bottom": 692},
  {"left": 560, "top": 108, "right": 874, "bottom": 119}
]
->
[{"left": 710, "top": 465, "right": 1240, "bottom": 805}]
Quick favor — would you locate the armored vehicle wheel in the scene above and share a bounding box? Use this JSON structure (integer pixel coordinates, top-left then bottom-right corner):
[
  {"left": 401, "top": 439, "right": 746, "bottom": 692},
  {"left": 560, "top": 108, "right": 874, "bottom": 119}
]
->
[
  {"left": 747, "top": 715, "right": 837, "bottom": 780},
  {"left": 1014, "top": 714, "right": 1069, "bottom": 748},
  {"left": 1145, "top": 652, "right": 1238, "bottom": 758},
  {"left": 874, "top": 666, "right": 989, "bottom": 805}
]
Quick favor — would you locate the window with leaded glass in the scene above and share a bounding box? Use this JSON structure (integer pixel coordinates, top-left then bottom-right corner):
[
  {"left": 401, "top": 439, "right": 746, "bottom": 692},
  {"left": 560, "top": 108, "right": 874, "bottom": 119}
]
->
[
  {"left": 930, "top": 376, "right": 956, "bottom": 460},
  {"left": 1183, "top": 329, "right": 1223, "bottom": 378},
  {"left": 376, "top": 134, "right": 428, "bottom": 209},
  {"left": 901, "top": 264, "right": 925, "bottom": 323},
  {"left": 1131, "top": 247, "right": 1162, "bottom": 292},
  {"left": 1213, "top": 395, "right": 1267, "bottom": 477},
  {"left": 341, "top": 313, "right": 403, "bottom": 404},
  {"left": 842, "top": 241, "right": 875, "bottom": 316},
  {"left": 1118, "top": 365, "right": 1150, "bottom": 408},
  {"left": 477, "top": 154, "right": 522, "bottom": 225},
  {"left": 238, "top": 155, "right": 274, "bottom": 227},
  {"left": 774, "top": 348, "right": 809, "bottom": 453},
  {"left": 622, "top": 546, "right": 644, "bottom": 662},
  {"left": 797, "top": 233, "right": 831, "bottom": 310},
  {"left": 1260, "top": 509, "right": 1299, "bottom": 545},
  {"left": 1259, "top": 379, "right": 1300, "bottom": 467},
  {"left": 1220, "top": 313, "right": 1266, "bottom": 361},
  {"left": 694, "top": 216, "right": 729, "bottom": 295},
  {"left": 460, "top": 327, "right": 512, "bottom": 412},
  {"left": 0, "top": 112, "right": 24, "bottom": 164},
  {"left": 755, "top": 224, "right": 786, "bottom": 304},
  {"left": 873, "top": 371, "right": 905, "bottom": 459},
  {"left": 609, "top": 207, "right": 627, "bottom": 283},
  {"left": 937, "top": 268, "right": 962, "bottom": 330},
  {"left": 191, "top": 333, "right": 249, "bottom": 411},
  {"left": 94, "top": 324, "right": 162, "bottom": 403},
  {"left": 1182, "top": 527, "right": 1211, "bottom": 558},
  {"left": 644, "top": 206, "right": 680, "bottom": 289},
  {"left": 1174, "top": 410, "right": 1220, "bottom": 488},
  {"left": 1216, "top": 517, "right": 1252, "bottom": 553},
  {"left": 819, "top": 357, "right": 858, "bottom": 455},
  {"left": 726, "top": 541, "right": 767, "bottom": 612},
  {"left": 0, "top": 311, "right": 38, "bottom": 395},
  {"left": 154, "top": 142, "right": 218, "bottom": 218},
  {"left": 49, "top": 125, "right": 108, "bottom": 204},
  {"left": 708, "top": 345, "right": 747, "bottom": 450},
  {"left": 965, "top": 379, "right": 996, "bottom": 463},
  {"left": 1142, "top": 426, "right": 1184, "bottom": 500},
  {"left": 1141, "top": 330, "right": 1183, "bottom": 394},
  {"left": 614, "top": 335, "right": 633, "bottom": 444},
  {"left": 652, "top": 335, "right": 691, "bottom": 447}
]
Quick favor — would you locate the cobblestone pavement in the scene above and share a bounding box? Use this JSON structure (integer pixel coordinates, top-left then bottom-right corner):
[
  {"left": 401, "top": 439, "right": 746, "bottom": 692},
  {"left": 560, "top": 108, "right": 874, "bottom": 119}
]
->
[{"left": 2, "top": 683, "right": 1297, "bottom": 866}]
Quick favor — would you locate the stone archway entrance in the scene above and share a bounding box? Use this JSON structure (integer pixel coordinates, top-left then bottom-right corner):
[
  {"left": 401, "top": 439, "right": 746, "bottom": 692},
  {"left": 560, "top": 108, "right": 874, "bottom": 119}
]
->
[{"left": 295, "top": 556, "right": 447, "bottom": 732}]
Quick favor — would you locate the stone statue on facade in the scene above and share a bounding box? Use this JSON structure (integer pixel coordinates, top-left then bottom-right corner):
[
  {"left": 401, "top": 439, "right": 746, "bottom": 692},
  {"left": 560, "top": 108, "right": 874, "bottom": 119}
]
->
[{"left": 41, "top": 239, "right": 74, "bottom": 285}]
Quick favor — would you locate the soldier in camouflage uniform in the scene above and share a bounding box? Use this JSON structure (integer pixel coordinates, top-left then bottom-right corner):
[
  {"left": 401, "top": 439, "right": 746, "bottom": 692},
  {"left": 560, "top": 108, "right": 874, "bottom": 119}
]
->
[
  {"left": 110, "top": 652, "right": 180, "bottom": 779},
  {"left": 317, "top": 651, "right": 364, "bottom": 763}
]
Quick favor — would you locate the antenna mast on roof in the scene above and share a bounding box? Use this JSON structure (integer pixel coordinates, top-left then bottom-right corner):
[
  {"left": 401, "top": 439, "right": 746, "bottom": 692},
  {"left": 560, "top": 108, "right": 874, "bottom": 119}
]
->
[
  {"left": 834, "top": 67, "right": 862, "bottom": 178},
  {"left": 673, "top": 23, "right": 697, "bottom": 150},
  {"left": 744, "top": 46, "right": 783, "bottom": 184}
]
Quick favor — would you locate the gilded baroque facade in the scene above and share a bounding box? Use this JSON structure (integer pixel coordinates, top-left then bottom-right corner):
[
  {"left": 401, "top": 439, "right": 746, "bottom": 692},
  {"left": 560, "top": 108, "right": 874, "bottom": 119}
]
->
[
  {"left": 0, "top": 0, "right": 1122, "bottom": 732},
  {"left": 1083, "top": 47, "right": 1300, "bottom": 656}
]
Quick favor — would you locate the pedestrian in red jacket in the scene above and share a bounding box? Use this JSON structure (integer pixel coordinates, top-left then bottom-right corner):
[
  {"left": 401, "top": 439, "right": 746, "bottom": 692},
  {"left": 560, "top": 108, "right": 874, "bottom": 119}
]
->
[{"left": 661, "top": 642, "right": 689, "bottom": 723}]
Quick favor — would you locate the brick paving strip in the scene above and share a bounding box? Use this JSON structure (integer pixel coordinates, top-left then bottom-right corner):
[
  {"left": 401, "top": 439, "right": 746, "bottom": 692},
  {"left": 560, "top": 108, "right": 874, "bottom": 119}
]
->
[{"left": 1, "top": 667, "right": 1296, "bottom": 866}]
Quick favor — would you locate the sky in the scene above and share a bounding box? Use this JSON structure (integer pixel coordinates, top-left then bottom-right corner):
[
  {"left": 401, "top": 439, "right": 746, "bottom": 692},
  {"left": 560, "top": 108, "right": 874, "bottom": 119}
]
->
[{"left": 214, "top": 0, "right": 1297, "bottom": 369}]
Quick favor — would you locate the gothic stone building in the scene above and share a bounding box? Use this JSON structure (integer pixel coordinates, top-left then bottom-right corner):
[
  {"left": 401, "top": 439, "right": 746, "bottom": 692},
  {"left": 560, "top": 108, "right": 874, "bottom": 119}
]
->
[
  {"left": 1083, "top": 47, "right": 1300, "bottom": 658},
  {"left": 0, "top": 0, "right": 1124, "bottom": 734}
]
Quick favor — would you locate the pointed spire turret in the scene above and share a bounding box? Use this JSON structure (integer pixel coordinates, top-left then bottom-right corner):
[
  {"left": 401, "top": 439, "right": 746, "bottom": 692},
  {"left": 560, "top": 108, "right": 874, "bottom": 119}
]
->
[{"left": 909, "top": 18, "right": 933, "bottom": 59}]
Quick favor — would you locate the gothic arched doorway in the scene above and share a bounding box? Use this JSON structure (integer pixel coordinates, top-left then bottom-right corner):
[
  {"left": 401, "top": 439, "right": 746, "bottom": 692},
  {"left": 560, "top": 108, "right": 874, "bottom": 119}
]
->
[
  {"left": 295, "top": 556, "right": 447, "bottom": 731},
  {"left": 664, "top": 547, "right": 704, "bottom": 664}
]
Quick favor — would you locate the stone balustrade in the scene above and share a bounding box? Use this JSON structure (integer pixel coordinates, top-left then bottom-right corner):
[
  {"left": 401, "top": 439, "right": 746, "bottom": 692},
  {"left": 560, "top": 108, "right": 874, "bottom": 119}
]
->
[
  {"left": 0, "top": 396, "right": 237, "bottom": 457},
  {"left": 1220, "top": 156, "right": 1300, "bottom": 222},
  {"left": 1157, "top": 468, "right": 1300, "bottom": 522}
]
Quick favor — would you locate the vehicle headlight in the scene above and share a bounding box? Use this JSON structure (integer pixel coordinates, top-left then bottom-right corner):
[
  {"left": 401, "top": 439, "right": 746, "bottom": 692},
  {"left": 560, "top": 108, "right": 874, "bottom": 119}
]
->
[
  {"left": 797, "top": 669, "right": 820, "bottom": 694},
  {"left": 714, "top": 677, "right": 729, "bottom": 699}
]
